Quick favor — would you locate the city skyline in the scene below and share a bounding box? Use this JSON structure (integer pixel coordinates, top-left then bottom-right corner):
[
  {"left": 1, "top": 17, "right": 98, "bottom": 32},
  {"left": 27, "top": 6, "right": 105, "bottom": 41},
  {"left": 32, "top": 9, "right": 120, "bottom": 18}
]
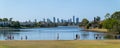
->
[
  {"left": 41, "top": 16, "right": 79, "bottom": 23},
  {"left": 0, "top": 0, "right": 120, "bottom": 21}
]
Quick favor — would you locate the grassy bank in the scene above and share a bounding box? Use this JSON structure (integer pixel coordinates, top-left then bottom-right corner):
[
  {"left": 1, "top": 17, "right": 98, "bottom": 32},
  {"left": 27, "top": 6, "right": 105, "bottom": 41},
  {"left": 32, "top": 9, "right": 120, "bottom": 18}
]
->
[
  {"left": 83, "top": 29, "right": 108, "bottom": 33},
  {"left": 0, "top": 40, "right": 120, "bottom": 48}
]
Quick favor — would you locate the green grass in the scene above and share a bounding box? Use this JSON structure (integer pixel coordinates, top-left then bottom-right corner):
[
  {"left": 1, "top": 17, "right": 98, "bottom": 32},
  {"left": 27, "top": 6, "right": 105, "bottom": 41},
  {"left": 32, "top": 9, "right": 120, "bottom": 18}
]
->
[
  {"left": 0, "top": 40, "right": 120, "bottom": 48},
  {"left": 0, "top": 45, "right": 9, "bottom": 48}
]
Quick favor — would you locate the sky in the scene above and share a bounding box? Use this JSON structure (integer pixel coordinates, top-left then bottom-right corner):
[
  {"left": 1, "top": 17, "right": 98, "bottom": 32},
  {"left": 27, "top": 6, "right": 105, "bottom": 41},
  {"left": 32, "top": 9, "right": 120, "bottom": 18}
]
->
[{"left": 0, "top": 0, "right": 120, "bottom": 22}]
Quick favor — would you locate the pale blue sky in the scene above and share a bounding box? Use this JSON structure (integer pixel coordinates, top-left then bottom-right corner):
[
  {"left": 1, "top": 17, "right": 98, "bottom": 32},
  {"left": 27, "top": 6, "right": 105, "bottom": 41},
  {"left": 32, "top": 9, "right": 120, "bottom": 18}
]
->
[{"left": 0, "top": 0, "right": 120, "bottom": 22}]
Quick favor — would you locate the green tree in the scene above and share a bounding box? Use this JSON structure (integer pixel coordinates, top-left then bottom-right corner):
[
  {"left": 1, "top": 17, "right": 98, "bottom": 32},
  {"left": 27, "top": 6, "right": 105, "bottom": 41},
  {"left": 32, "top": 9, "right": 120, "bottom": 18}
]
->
[
  {"left": 96, "top": 16, "right": 101, "bottom": 22},
  {"left": 0, "top": 18, "right": 2, "bottom": 21},
  {"left": 105, "top": 13, "right": 110, "bottom": 19},
  {"left": 2, "top": 18, "right": 8, "bottom": 21},
  {"left": 103, "top": 12, "right": 120, "bottom": 34},
  {"left": 94, "top": 16, "right": 101, "bottom": 23},
  {"left": 102, "top": 18, "right": 118, "bottom": 29},
  {"left": 9, "top": 18, "right": 13, "bottom": 21},
  {"left": 111, "top": 11, "right": 120, "bottom": 34},
  {"left": 111, "top": 11, "right": 120, "bottom": 21},
  {"left": 10, "top": 21, "right": 20, "bottom": 28},
  {"left": 80, "top": 18, "right": 89, "bottom": 26}
]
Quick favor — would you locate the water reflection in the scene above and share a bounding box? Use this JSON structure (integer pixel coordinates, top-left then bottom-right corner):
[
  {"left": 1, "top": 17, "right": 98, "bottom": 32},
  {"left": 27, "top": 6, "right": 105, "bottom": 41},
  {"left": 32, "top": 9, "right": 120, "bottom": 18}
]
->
[
  {"left": 0, "top": 30, "right": 20, "bottom": 40},
  {"left": 81, "top": 32, "right": 89, "bottom": 40}
]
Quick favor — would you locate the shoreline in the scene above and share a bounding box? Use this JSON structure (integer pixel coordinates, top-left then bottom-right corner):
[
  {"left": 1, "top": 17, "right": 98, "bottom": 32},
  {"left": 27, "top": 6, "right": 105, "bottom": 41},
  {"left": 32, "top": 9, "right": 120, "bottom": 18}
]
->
[
  {"left": 82, "top": 28, "right": 108, "bottom": 33},
  {"left": 0, "top": 27, "right": 16, "bottom": 30},
  {"left": 0, "top": 26, "right": 58, "bottom": 30}
]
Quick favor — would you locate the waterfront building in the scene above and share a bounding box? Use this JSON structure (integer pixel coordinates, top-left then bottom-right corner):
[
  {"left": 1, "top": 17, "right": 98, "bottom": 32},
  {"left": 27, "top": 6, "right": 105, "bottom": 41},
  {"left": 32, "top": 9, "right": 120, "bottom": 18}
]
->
[
  {"left": 20, "top": 21, "right": 35, "bottom": 27},
  {"left": 0, "top": 21, "right": 11, "bottom": 27}
]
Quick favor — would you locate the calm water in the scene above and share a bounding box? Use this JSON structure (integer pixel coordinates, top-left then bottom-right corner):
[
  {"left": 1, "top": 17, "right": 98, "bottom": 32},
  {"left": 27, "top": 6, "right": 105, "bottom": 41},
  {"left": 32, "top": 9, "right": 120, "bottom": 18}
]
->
[{"left": 0, "top": 26, "right": 106, "bottom": 40}]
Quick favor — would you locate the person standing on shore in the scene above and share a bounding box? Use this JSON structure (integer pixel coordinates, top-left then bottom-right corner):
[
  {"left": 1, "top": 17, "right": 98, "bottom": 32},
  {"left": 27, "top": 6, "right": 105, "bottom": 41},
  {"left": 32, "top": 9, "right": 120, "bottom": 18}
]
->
[
  {"left": 7, "top": 35, "right": 9, "bottom": 40},
  {"left": 12, "top": 36, "right": 14, "bottom": 40},
  {"left": 10, "top": 35, "right": 12, "bottom": 40},
  {"left": 21, "top": 36, "right": 23, "bottom": 40},
  {"left": 75, "top": 34, "right": 80, "bottom": 40},
  {"left": 57, "top": 33, "right": 59, "bottom": 40},
  {"left": 25, "top": 35, "right": 28, "bottom": 40}
]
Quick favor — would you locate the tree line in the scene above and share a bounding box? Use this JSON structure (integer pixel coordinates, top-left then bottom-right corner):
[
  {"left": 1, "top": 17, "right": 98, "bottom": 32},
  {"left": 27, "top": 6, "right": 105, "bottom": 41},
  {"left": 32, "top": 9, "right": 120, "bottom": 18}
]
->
[{"left": 0, "top": 18, "right": 20, "bottom": 28}]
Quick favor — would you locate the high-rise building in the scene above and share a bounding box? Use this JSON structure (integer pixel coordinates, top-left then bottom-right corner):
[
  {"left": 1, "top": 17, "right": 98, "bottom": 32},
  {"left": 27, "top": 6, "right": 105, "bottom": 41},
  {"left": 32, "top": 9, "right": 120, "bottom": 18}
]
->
[
  {"left": 76, "top": 17, "right": 79, "bottom": 24},
  {"left": 47, "top": 18, "right": 51, "bottom": 23},
  {"left": 34, "top": 19, "right": 37, "bottom": 23},
  {"left": 53, "top": 17, "right": 56, "bottom": 23},
  {"left": 73, "top": 16, "right": 75, "bottom": 23},
  {"left": 57, "top": 18, "right": 60, "bottom": 23},
  {"left": 68, "top": 19, "right": 70, "bottom": 23},
  {"left": 61, "top": 19, "right": 64, "bottom": 23},
  {"left": 28, "top": 20, "right": 31, "bottom": 22},
  {"left": 69, "top": 18, "right": 72, "bottom": 23},
  {"left": 43, "top": 18, "right": 46, "bottom": 22}
]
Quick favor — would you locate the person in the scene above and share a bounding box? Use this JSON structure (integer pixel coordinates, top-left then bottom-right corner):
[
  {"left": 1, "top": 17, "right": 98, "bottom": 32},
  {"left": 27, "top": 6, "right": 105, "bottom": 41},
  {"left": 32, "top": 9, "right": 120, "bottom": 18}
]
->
[
  {"left": 115, "top": 35, "right": 118, "bottom": 39},
  {"left": 119, "top": 35, "right": 120, "bottom": 39},
  {"left": 75, "top": 34, "right": 80, "bottom": 40},
  {"left": 57, "top": 33, "right": 59, "bottom": 40},
  {"left": 9, "top": 35, "right": 12, "bottom": 40},
  {"left": 96, "top": 37, "right": 98, "bottom": 39},
  {"left": 95, "top": 34, "right": 99, "bottom": 40},
  {"left": 12, "top": 36, "right": 14, "bottom": 40},
  {"left": 99, "top": 37, "right": 101, "bottom": 39},
  {"left": 7, "top": 35, "right": 10, "bottom": 40},
  {"left": 25, "top": 35, "right": 27, "bottom": 40},
  {"left": 21, "top": 36, "right": 23, "bottom": 40}
]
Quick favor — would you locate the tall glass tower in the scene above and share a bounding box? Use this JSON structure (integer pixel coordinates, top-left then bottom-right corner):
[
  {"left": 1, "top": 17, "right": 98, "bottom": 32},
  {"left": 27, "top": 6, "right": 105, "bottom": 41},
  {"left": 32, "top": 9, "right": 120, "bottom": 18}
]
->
[{"left": 73, "top": 16, "right": 75, "bottom": 23}]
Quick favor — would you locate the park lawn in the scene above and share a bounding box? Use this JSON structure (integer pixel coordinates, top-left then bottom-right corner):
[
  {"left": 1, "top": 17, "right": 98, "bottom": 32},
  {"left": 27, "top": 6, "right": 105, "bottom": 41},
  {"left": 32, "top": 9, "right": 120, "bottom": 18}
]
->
[{"left": 0, "top": 40, "right": 120, "bottom": 48}]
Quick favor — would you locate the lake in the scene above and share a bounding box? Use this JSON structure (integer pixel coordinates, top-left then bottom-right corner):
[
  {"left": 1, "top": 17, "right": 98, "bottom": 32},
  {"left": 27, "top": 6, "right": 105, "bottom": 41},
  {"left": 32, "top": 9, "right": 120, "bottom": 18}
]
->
[{"left": 0, "top": 26, "right": 106, "bottom": 40}]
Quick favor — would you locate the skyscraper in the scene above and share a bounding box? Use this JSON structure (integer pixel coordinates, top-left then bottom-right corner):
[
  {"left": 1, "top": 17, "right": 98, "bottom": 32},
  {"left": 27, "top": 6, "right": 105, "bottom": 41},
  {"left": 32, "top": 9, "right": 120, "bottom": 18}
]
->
[
  {"left": 61, "top": 19, "right": 64, "bottom": 23},
  {"left": 76, "top": 17, "right": 79, "bottom": 24},
  {"left": 53, "top": 17, "right": 56, "bottom": 23},
  {"left": 57, "top": 18, "right": 60, "bottom": 23},
  {"left": 69, "top": 18, "right": 72, "bottom": 23},
  {"left": 43, "top": 18, "right": 45, "bottom": 22},
  {"left": 73, "top": 16, "right": 75, "bottom": 23},
  {"left": 47, "top": 18, "right": 51, "bottom": 23},
  {"left": 68, "top": 19, "right": 70, "bottom": 23},
  {"left": 34, "top": 19, "right": 37, "bottom": 23}
]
